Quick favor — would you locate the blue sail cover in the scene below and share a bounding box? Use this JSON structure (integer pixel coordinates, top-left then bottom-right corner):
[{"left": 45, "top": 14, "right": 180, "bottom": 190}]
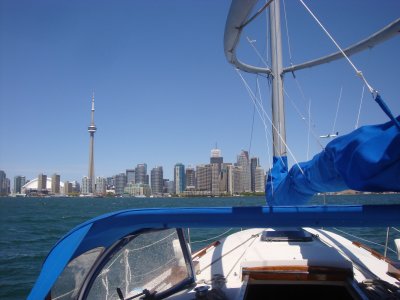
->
[{"left": 267, "top": 115, "right": 400, "bottom": 205}]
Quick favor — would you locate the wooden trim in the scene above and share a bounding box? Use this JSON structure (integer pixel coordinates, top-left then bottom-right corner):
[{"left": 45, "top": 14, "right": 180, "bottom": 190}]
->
[
  {"left": 192, "top": 240, "right": 221, "bottom": 260},
  {"left": 352, "top": 241, "right": 392, "bottom": 263},
  {"left": 242, "top": 265, "right": 353, "bottom": 282}
]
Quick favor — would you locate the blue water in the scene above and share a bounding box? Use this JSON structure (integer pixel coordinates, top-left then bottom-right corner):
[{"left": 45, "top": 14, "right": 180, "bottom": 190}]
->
[{"left": 1, "top": 194, "right": 399, "bottom": 299}]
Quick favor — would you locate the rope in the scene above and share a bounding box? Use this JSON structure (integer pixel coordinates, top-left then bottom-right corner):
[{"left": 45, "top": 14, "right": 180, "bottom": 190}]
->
[{"left": 299, "top": 0, "right": 375, "bottom": 94}]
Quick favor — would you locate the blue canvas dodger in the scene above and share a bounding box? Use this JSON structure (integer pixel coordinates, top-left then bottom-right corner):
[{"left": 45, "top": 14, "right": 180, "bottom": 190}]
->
[{"left": 267, "top": 116, "right": 400, "bottom": 205}]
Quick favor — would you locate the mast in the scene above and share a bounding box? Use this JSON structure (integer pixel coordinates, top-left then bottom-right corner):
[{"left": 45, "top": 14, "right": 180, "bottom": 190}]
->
[{"left": 269, "top": 0, "right": 287, "bottom": 158}]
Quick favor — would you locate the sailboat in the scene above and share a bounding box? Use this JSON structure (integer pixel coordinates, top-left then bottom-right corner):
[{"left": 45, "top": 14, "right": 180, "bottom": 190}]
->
[{"left": 28, "top": 1, "right": 400, "bottom": 299}]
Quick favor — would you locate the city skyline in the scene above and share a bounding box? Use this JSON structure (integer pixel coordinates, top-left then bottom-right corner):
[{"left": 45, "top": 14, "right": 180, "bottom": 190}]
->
[
  {"left": 1, "top": 2, "right": 399, "bottom": 187},
  {"left": 0, "top": 146, "right": 266, "bottom": 195}
]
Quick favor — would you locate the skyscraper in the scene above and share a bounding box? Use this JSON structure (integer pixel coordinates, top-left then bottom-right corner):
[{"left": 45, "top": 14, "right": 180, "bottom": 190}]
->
[
  {"left": 174, "top": 163, "right": 185, "bottom": 195},
  {"left": 126, "top": 169, "right": 136, "bottom": 184},
  {"left": 37, "top": 173, "right": 47, "bottom": 193},
  {"left": 210, "top": 147, "right": 223, "bottom": 195},
  {"left": 135, "top": 164, "right": 148, "bottom": 184},
  {"left": 185, "top": 166, "right": 196, "bottom": 189},
  {"left": 0, "top": 170, "right": 8, "bottom": 196},
  {"left": 114, "top": 173, "right": 127, "bottom": 195},
  {"left": 196, "top": 164, "right": 211, "bottom": 192},
  {"left": 95, "top": 177, "right": 107, "bottom": 196},
  {"left": 150, "top": 166, "right": 164, "bottom": 195},
  {"left": 13, "top": 176, "right": 26, "bottom": 194},
  {"left": 87, "top": 93, "right": 97, "bottom": 193},
  {"left": 51, "top": 173, "right": 60, "bottom": 194},
  {"left": 237, "top": 150, "right": 251, "bottom": 192},
  {"left": 250, "top": 157, "right": 259, "bottom": 192}
]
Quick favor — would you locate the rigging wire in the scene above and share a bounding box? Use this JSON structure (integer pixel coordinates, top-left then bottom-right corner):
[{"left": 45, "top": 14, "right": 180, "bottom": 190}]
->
[
  {"left": 282, "top": 0, "right": 293, "bottom": 64},
  {"left": 236, "top": 69, "right": 305, "bottom": 175},
  {"left": 298, "top": 0, "right": 375, "bottom": 94},
  {"left": 331, "top": 86, "right": 343, "bottom": 135},
  {"left": 355, "top": 85, "right": 365, "bottom": 129}
]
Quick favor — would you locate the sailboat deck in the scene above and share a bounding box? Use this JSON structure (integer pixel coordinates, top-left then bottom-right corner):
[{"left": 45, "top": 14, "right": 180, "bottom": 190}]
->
[{"left": 167, "top": 228, "right": 400, "bottom": 299}]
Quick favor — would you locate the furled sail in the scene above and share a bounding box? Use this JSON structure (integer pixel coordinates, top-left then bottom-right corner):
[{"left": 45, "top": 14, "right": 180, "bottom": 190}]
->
[{"left": 267, "top": 115, "right": 400, "bottom": 205}]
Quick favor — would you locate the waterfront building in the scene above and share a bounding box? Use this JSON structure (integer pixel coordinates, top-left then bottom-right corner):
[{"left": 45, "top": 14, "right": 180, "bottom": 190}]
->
[
  {"left": 126, "top": 169, "right": 135, "bottom": 184},
  {"left": 51, "top": 174, "right": 61, "bottom": 194},
  {"left": 71, "top": 181, "right": 80, "bottom": 193},
  {"left": 211, "top": 163, "right": 221, "bottom": 195},
  {"left": 81, "top": 177, "right": 92, "bottom": 195},
  {"left": 237, "top": 150, "right": 251, "bottom": 192},
  {"left": 0, "top": 170, "right": 9, "bottom": 196},
  {"left": 13, "top": 176, "right": 26, "bottom": 194},
  {"left": 250, "top": 157, "right": 259, "bottom": 192},
  {"left": 196, "top": 164, "right": 211, "bottom": 192},
  {"left": 185, "top": 166, "right": 196, "bottom": 190},
  {"left": 22, "top": 177, "right": 64, "bottom": 195},
  {"left": 255, "top": 166, "right": 266, "bottom": 193},
  {"left": 135, "top": 163, "right": 148, "bottom": 184},
  {"left": 125, "top": 183, "right": 151, "bottom": 197},
  {"left": 106, "top": 177, "right": 114, "bottom": 190},
  {"left": 37, "top": 174, "right": 47, "bottom": 193},
  {"left": 165, "top": 180, "right": 175, "bottom": 194},
  {"left": 150, "top": 166, "right": 163, "bottom": 195},
  {"left": 227, "top": 165, "right": 242, "bottom": 195},
  {"left": 95, "top": 177, "right": 107, "bottom": 196},
  {"left": 174, "top": 163, "right": 185, "bottom": 195},
  {"left": 64, "top": 181, "right": 73, "bottom": 195},
  {"left": 210, "top": 147, "right": 223, "bottom": 165},
  {"left": 219, "top": 163, "right": 231, "bottom": 194},
  {"left": 114, "top": 173, "right": 127, "bottom": 195}
]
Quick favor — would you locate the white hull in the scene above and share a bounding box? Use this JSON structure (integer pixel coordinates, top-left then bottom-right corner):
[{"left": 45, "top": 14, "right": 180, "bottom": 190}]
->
[{"left": 166, "top": 228, "right": 399, "bottom": 299}]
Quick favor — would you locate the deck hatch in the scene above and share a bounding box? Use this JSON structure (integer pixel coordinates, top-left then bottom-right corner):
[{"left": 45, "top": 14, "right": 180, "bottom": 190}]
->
[{"left": 261, "top": 230, "right": 313, "bottom": 242}]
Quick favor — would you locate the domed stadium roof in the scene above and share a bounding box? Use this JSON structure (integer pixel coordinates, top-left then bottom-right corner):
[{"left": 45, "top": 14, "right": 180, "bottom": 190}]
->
[{"left": 22, "top": 177, "right": 64, "bottom": 190}]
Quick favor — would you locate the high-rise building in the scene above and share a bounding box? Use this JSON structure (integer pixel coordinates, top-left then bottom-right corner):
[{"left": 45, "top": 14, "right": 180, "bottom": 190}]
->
[
  {"left": 135, "top": 164, "right": 148, "bottom": 184},
  {"left": 0, "top": 170, "right": 9, "bottom": 196},
  {"left": 210, "top": 147, "right": 223, "bottom": 165},
  {"left": 87, "top": 93, "right": 97, "bottom": 193},
  {"left": 250, "top": 157, "right": 259, "bottom": 192},
  {"left": 13, "top": 176, "right": 26, "bottom": 194},
  {"left": 126, "top": 169, "right": 136, "bottom": 184},
  {"left": 71, "top": 181, "right": 80, "bottom": 193},
  {"left": 95, "top": 177, "right": 107, "bottom": 196},
  {"left": 150, "top": 166, "right": 164, "bottom": 195},
  {"left": 255, "top": 166, "right": 266, "bottom": 193},
  {"left": 64, "top": 181, "right": 73, "bottom": 195},
  {"left": 37, "top": 174, "right": 47, "bottom": 193},
  {"left": 114, "top": 173, "right": 127, "bottom": 195},
  {"left": 237, "top": 150, "right": 251, "bottom": 192},
  {"left": 185, "top": 167, "right": 196, "bottom": 190},
  {"left": 174, "top": 163, "right": 185, "bottom": 195},
  {"left": 51, "top": 174, "right": 61, "bottom": 194},
  {"left": 81, "top": 177, "right": 91, "bottom": 195},
  {"left": 219, "top": 163, "right": 231, "bottom": 194},
  {"left": 196, "top": 164, "right": 211, "bottom": 191},
  {"left": 81, "top": 176, "right": 93, "bottom": 195},
  {"left": 228, "top": 165, "right": 242, "bottom": 195}
]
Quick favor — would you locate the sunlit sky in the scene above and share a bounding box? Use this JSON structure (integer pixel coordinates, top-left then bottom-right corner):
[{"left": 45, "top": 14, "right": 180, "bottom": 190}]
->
[{"left": 1, "top": 0, "right": 399, "bottom": 184}]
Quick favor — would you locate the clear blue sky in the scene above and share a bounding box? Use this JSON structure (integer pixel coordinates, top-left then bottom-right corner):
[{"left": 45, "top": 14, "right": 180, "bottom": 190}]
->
[{"left": 1, "top": 0, "right": 399, "bottom": 184}]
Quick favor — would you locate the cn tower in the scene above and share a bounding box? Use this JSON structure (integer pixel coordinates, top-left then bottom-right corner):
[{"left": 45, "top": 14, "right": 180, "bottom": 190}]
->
[{"left": 88, "top": 92, "right": 97, "bottom": 193}]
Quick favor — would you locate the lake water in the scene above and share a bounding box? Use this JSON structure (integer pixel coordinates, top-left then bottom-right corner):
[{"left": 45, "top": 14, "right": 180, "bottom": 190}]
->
[{"left": 1, "top": 194, "right": 400, "bottom": 299}]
